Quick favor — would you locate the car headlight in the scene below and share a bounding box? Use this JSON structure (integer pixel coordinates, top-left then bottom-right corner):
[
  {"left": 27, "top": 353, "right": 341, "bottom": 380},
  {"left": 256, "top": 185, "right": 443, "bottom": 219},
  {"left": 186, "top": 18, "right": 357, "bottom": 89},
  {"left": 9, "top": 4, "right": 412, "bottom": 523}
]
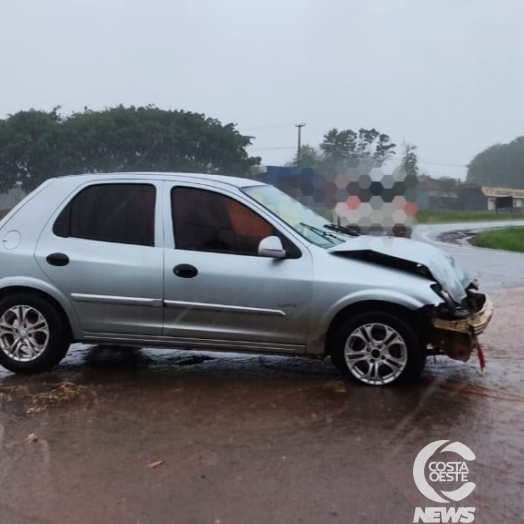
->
[{"left": 431, "top": 283, "right": 455, "bottom": 308}]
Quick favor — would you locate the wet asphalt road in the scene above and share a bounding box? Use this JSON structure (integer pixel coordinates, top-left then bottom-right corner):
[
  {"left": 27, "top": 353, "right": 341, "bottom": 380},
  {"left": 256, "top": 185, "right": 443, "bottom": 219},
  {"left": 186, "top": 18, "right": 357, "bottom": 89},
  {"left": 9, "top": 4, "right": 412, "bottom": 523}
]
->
[
  {"left": 1, "top": 222, "right": 524, "bottom": 524},
  {"left": 414, "top": 219, "right": 524, "bottom": 290}
]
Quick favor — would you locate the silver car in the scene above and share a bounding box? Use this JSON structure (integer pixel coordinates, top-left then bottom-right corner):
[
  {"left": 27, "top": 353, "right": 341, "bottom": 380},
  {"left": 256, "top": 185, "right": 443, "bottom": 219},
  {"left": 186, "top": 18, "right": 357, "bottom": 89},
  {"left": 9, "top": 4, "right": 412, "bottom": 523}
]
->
[{"left": 0, "top": 172, "right": 493, "bottom": 385}]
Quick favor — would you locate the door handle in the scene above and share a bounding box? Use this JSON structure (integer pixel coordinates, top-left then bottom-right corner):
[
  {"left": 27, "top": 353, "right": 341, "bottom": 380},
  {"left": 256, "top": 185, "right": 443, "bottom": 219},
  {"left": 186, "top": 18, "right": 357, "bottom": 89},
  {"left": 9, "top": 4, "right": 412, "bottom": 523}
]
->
[
  {"left": 46, "top": 253, "right": 70, "bottom": 267},
  {"left": 173, "top": 264, "right": 198, "bottom": 278}
]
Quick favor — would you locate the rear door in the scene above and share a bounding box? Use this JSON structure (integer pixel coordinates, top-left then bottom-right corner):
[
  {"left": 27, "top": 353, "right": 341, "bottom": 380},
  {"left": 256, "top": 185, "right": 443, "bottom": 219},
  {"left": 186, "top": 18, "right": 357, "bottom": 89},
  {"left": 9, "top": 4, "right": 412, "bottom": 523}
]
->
[{"left": 35, "top": 181, "right": 164, "bottom": 336}]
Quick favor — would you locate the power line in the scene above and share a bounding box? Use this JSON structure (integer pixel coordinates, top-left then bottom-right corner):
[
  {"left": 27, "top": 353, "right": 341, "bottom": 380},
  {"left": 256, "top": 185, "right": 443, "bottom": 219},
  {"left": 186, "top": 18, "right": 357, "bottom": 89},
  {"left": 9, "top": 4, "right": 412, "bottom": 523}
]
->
[
  {"left": 306, "top": 124, "right": 330, "bottom": 134},
  {"left": 249, "top": 136, "right": 469, "bottom": 169}
]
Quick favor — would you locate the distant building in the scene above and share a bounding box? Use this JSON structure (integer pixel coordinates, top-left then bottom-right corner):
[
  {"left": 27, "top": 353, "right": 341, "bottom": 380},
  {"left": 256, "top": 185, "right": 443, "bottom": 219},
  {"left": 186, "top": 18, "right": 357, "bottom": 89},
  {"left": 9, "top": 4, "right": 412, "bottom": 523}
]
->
[
  {"left": 416, "top": 175, "right": 458, "bottom": 210},
  {"left": 458, "top": 185, "right": 524, "bottom": 211}
]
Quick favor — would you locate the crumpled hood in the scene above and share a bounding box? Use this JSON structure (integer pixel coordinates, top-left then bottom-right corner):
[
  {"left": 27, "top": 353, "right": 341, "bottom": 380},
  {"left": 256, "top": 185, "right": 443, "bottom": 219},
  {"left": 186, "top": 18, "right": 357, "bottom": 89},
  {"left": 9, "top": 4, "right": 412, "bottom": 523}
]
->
[{"left": 328, "top": 236, "right": 471, "bottom": 303}]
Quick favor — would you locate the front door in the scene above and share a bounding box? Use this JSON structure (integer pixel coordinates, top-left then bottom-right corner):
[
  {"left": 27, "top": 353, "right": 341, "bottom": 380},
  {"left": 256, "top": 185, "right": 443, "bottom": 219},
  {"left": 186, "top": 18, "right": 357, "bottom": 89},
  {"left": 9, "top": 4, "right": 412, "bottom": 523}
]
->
[{"left": 162, "top": 184, "right": 313, "bottom": 352}]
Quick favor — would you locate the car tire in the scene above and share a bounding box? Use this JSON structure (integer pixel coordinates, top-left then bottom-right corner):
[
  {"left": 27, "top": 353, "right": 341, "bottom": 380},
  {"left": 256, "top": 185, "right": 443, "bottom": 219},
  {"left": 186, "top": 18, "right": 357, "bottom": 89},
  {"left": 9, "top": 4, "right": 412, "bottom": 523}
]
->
[
  {"left": 0, "top": 293, "right": 71, "bottom": 374},
  {"left": 330, "top": 311, "right": 426, "bottom": 386}
]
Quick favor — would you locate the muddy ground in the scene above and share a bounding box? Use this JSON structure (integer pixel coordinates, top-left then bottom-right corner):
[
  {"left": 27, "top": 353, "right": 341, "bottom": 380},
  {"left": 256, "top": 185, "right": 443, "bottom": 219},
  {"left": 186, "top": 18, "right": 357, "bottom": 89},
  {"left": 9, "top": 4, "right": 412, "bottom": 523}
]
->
[{"left": 0, "top": 286, "right": 523, "bottom": 524}]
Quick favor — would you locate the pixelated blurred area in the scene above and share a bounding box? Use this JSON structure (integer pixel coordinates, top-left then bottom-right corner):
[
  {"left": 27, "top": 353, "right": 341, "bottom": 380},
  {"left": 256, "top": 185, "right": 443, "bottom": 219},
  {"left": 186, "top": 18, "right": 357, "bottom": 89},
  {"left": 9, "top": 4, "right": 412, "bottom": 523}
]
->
[{"left": 255, "top": 164, "right": 418, "bottom": 237}]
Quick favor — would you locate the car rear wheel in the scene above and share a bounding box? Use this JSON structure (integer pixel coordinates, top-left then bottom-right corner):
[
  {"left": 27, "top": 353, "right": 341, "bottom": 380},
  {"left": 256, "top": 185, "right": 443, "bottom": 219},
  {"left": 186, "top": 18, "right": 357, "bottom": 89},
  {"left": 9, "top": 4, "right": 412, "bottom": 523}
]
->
[
  {"left": 0, "top": 293, "right": 70, "bottom": 374},
  {"left": 331, "top": 311, "right": 425, "bottom": 386}
]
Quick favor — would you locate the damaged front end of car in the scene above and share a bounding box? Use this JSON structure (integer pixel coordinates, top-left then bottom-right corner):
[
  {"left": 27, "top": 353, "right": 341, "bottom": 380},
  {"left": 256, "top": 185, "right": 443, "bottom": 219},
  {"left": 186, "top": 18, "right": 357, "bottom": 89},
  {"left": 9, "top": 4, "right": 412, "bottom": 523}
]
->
[
  {"left": 329, "top": 237, "right": 494, "bottom": 365},
  {"left": 426, "top": 282, "right": 494, "bottom": 363}
]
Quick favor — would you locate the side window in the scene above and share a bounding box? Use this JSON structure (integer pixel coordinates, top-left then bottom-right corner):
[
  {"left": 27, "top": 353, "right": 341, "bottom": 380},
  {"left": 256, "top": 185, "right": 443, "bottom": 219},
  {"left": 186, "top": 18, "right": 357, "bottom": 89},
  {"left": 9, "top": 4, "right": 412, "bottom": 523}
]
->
[
  {"left": 53, "top": 183, "right": 156, "bottom": 247},
  {"left": 172, "top": 187, "right": 298, "bottom": 256}
]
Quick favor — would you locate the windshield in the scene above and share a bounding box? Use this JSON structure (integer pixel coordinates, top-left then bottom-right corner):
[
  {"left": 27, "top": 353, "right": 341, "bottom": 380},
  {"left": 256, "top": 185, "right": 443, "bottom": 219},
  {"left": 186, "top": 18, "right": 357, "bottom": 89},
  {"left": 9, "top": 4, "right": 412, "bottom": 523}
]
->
[{"left": 243, "top": 184, "right": 346, "bottom": 247}]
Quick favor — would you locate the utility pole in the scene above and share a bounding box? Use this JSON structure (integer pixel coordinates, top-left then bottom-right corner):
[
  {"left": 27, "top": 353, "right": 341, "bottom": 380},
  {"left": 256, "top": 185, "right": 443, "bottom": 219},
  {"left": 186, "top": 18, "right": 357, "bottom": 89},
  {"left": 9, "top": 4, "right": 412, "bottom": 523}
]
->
[{"left": 295, "top": 123, "right": 306, "bottom": 166}]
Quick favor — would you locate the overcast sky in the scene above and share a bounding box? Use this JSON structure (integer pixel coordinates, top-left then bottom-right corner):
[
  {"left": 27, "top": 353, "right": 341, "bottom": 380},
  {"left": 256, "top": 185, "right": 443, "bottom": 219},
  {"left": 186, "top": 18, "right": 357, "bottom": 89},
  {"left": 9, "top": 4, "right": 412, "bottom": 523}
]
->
[{"left": 1, "top": 0, "right": 523, "bottom": 179}]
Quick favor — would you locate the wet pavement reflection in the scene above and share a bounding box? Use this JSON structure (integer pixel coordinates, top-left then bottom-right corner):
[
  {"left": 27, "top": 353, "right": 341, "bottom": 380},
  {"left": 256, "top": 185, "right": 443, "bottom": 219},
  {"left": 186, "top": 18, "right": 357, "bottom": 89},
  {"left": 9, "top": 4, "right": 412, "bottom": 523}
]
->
[{"left": 1, "top": 324, "right": 523, "bottom": 524}]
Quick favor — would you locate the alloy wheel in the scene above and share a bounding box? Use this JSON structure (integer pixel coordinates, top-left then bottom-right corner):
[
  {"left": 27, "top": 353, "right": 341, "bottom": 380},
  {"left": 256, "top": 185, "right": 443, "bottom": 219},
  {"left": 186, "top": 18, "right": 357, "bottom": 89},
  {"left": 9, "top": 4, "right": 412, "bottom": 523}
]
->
[
  {"left": 344, "top": 322, "right": 408, "bottom": 385},
  {"left": 0, "top": 305, "right": 50, "bottom": 362}
]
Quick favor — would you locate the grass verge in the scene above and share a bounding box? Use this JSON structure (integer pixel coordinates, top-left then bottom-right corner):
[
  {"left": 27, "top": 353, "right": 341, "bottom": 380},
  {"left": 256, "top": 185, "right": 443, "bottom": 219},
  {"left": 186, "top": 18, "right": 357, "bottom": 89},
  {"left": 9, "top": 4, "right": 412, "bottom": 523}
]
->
[{"left": 471, "top": 227, "right": 524, "bottom": 253}]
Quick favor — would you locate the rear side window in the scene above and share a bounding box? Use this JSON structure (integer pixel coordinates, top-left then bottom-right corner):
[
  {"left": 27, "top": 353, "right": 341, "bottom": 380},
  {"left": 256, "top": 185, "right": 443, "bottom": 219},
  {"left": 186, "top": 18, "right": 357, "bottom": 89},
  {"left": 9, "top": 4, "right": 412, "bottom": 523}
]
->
[{"left": 53, "top": 183, "right": 156, "bottom": 247}]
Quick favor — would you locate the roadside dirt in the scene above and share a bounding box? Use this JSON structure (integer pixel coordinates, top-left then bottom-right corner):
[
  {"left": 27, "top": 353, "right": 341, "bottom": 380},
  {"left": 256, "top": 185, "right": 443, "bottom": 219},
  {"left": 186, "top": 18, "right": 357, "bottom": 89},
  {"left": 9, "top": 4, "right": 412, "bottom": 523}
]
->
[{"left": 437, "top": 229, "right": 476, "bottom": 246}]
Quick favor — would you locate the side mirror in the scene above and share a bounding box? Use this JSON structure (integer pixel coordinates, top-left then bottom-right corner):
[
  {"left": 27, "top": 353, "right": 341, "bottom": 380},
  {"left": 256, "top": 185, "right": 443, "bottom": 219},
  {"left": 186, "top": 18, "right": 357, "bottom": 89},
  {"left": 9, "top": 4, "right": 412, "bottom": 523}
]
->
[{"left": 258, "top": 236, "right": 286, "bottom": 259}]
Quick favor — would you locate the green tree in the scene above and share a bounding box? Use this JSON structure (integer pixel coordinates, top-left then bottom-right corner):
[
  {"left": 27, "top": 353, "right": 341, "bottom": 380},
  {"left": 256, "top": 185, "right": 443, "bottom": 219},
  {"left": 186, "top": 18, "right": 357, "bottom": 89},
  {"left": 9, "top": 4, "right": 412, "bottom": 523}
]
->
[
  {"left": 288, "top": 144, "right": 322, "bottom": 168},
  {"left": 468, "top": 137, "right": 524, "bottom": 188},
  {"left": 0, "top": 109, "right": 62, "bottom": 192},
  {"left": 319, "top": 128, "right": 396, "bottom": 167},
  {"left": 0, "top": 106, "right": 260, "bottom": 192},
  {"left": 401, "top": 142, "right": 419, "bottom": 178}
]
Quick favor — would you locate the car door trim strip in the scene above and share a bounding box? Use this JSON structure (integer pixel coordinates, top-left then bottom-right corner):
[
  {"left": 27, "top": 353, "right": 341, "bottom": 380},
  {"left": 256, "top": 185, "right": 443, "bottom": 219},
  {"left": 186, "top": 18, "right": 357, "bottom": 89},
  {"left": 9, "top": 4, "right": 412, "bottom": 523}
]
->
[
  {"left": 71, "top": 293, "right": 163, "bottom": 307},
  {"left": 163, "top": 300, "right": 286, "bottom": 317}
]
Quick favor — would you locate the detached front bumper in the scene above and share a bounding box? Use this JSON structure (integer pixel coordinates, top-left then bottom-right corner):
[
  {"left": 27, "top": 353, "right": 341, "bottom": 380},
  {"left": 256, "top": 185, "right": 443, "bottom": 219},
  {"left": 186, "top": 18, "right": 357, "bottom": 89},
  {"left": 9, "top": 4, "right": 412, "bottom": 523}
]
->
[{"left": 430, "top": 295, "right": 494, "bottom": 362}]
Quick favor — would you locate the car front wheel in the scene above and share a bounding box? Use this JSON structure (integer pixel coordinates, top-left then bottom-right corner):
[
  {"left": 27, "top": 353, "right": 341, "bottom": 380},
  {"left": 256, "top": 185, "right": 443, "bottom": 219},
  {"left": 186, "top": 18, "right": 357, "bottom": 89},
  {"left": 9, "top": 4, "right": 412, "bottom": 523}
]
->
[
  {"left": 331, "top": 312, "right": 426, "bottom": 386},
  {"left": 0, "top": 293, "right": 70, "bottom": 374}
]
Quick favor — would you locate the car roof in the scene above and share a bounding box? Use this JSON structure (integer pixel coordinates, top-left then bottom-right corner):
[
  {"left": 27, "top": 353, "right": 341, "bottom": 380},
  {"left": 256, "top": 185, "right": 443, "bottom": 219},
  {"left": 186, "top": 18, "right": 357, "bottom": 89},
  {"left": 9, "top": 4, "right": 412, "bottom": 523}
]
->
[{"left": 58, "top": 172, "right": 266, "bottom": 189}]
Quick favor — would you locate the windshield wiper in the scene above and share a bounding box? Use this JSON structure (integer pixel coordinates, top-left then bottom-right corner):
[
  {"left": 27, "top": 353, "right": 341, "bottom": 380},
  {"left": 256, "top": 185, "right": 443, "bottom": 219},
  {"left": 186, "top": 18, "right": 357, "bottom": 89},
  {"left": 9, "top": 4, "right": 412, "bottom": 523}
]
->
[
  {"left": 324, "top": 223, "right": 360, "bottom": 237},
  {"left": 299, "top": 222, "right": 342, "bottom": 242}
]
